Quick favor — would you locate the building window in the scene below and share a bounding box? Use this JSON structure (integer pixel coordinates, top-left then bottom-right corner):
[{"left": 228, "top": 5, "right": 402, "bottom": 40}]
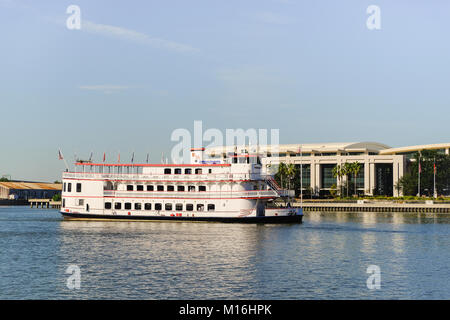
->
[
  {"left": 167, "top": 185, "right": 174, "bottom": 192},
  {"left": 157, "top": 185, "right": 164, "bottom": 191},
  {"left": 145, "top": 203, "right": 152, "bottom": 210},
  {"left": 177, "top": 185, "right": 185, "bottom": 192},
  {"left": 321, "top": 164, "right": 336, "bottom": 189},
  {"left": 125, "top": 203, "right": 132, "bottom": 210},
  {"left": 76, "top": 183, "right": 82, "bottom": 192},
  {"left": 105, "top": 202, "right": 112, "bottom": 209},
  {"left": 174, "top": 168, "right": 182, "bottom": 174},
  {"left": 185, "top": 168, "right": 192, "bottom": 174},
  {"left": 175, "top": 203, "right": 183, "bottom": 211},
  {"left": 197, "top": 204, "right": 204, "bottom": 211},
  {"left": 186, "top": 204, "right": 193, "bottom": 211},
  {"left": 114, "top": 202, "right": 122, "bottom": 210},
  {"left": 147, "top": 185, "right": 154, "bottom": 191},
  {"left": 68, "top": 183, "right": 72, "bottom": 192},
  {"left": 199, "top": 186, "right": 206, "bottom": 192},
  {"left": 164, "top": 168, "right": 171, "bottom": 174},
  {"left": 165, "top": 203, "right": 172, "bottom": 211},
  {"left": 207, "top": 204, "right": 215, "bottom": 211},
  {"left": 136, "top": 185, "right": 144, "bottom": 191},
  {"left": 134, "top": 203, "right": 142, "bottom": 210},
  {"left": 155, "top": 203, "right": 162, "bottom": 210},
  {"left": 127, "top": 185, "right": 133, "bottom": 191}
]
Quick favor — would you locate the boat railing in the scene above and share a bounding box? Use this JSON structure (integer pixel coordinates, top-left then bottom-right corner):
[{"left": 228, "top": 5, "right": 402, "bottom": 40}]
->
[
  {"left": 63, "top": 172, "right": 271, "bottom": 182},
  {"left": 103, "top": 189, "right": 279, "bottom": 198}
]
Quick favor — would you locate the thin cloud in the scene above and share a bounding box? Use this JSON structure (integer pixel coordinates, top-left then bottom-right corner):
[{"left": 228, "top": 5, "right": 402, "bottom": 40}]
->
[
  {"left": 82, "top": 21, "right": 199, "bottom": 54},
  {"left": 253, "top": 11, "right": 296, "bottom": 25},
  {"left": 79, "top": 85, "right": 130, "bottom": 94}
]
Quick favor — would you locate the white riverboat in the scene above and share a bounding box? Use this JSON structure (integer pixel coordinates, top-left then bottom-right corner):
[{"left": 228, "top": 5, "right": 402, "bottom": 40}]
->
[{"left": 60, "top": 148, "right": 302, "bottom": 223}]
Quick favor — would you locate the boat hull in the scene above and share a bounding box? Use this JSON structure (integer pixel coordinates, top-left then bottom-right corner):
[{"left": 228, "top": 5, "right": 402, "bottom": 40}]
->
[{"left": 60, "top": 211, "right": 303, "bottom": 223}]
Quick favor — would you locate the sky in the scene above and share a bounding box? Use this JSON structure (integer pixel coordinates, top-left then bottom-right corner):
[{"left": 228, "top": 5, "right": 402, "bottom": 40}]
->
[{"left": 0, "top": 0, "right": 449, "bottom": 181}]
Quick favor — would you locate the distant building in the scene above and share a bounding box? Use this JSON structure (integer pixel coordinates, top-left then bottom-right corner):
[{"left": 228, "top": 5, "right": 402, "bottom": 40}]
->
[
  {"left": 0, "top": 182, "right": 62, "bottom": 200},
  {"left": 206, "top": 142, "right": 450, "bottom": 197}
]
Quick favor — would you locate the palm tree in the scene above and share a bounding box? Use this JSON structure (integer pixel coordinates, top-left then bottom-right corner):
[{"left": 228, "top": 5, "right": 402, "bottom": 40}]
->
[
  {"left": 351, "top": 161, "right": 361, "bottom": 196},
  {"left": 343, "top": 162, "right": 353, "bottom": 197},
  {"left": 332, "top": 164, "right": 344, "bottom": 197},
  {"left": 285, "top": 163, "right": 296, "bottom": 194}
]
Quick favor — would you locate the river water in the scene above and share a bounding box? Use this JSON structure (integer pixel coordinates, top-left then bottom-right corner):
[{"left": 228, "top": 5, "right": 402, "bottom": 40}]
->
[{"left": 1, "top": 206, "right": 449, "bottom": 299}]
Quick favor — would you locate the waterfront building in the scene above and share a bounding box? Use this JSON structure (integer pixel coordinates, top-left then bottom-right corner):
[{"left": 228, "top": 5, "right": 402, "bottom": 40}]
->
[
  {"left": 206, "top": 142, "right": 450, "bottom": 197},
  {"left": 0, "top": 181, "right": 62, "bottom": 200}
]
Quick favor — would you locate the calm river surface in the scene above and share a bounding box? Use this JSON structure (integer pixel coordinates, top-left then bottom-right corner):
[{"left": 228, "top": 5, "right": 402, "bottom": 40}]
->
[{"left": 1, "top": 206, "right": 450, "bottom": 299}]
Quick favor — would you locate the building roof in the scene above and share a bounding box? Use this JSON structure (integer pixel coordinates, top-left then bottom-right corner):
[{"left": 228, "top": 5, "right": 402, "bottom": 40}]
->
[
  {"left": 379, "top": 143, "right": 450, "bottom": 155},
  {"left": 206, "top": 142, "right": 391, "bottom": 155},
  {"left": 0, "top": 182, "right": 62, "bottom": 190}
]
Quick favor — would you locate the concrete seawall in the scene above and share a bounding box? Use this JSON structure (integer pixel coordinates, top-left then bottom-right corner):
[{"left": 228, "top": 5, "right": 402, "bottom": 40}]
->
[{"left": 294, "top": 201, "right": 450, "bottom": 213}]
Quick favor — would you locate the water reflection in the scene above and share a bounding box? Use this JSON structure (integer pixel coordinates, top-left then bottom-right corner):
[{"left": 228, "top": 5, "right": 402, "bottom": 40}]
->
[{"left": 3, "top": 207, "right": 450, "bottom": 299}]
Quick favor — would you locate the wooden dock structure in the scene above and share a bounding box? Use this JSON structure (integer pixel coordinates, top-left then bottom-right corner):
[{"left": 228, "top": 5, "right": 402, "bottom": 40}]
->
[{"left": 29, "top": 199, "right": 61, "bottom": 209}]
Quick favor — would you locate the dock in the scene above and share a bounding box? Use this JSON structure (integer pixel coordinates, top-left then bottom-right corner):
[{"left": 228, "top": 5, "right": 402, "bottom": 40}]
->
[
  {"left": 29, "top": 199, "right": 61, "bottom": 209},
  {"left": 295, "top": 200, "right": 450, "bottom": 213}
]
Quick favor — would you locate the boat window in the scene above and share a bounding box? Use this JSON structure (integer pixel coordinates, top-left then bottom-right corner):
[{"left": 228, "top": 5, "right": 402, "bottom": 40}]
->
[
  {"left": 62, "top": 199, "right": 65, "bottom": 208},
  {"left": 175, "top": 203, "right": 183, "bottom": 211},
  {"left": 186, "top": 204, "right": 193, "bottom": 211},
  {"left": 63, "top": 183, "right": 66, "bottom": 192},
  {"left": 185, "top": 168, "right": 192, "bottom": 174},
  {"left": 157, "top": 185, "right": 164, "bottom": 191},
  {"left": 114, "top": 202, "right": 121, "bottom": 210},
  {"left": 147, "top": 185, "right": 154, "bottom": 191},
  {"left": 164, "top": 168, "right": 171, "bottom": 174},
  {"left": 167, "top": 185, "right": 174, "bottom": 192},
  {"left": 134, "top": 203, "right": 142, "bottom": 210},
  {"left": 125, "top": 203, "right": 132, "bottom": 210},
  {"left": 197, "top": 204, "right": 204, "bottom": 211},
  {"left": 174, "top": 168, "right": 182, "bottom": 174},
  {"left": 199, "top": 186, "right": 206, "bottom": 192},
  {"left": 188, "top": 186, "right": 195, "bottom": 192},
  {"left": 105, "top": 202, "right": 112, "bottom": 209},
  {"left": 165, "top": 203, "right": 172, "bottom": 211},
  {"left": 127, "top": 185, "right": 133, "bottom": 191},
  {"left": 177, "top": 185, "right": 185, "bottom": 192},
  {"left": 77, "top": 199, "right": 84, "bottom": 206},
  {"left": 155, "top": 203, "right": 162, "bottom": 210},
  {"left": 136, "top": 185, "right": 144, "bottom": 191},
  {"left": 67, "top": 183, "right": 72, "bottom": 192},
  {"left": 195, "top": 168, "right": 202, "bottom": 174},
  {"left": 76, "top": 183, "right": 82, "bottom": 192},
  {"left": 145, "top": 203, "right": 152, "bottom": 210},
  {"left": 208, "top": 169, "right": 212, "bottom": 174},
  {"left": 207, "top": 204, "right": 215, "bottom": 211}
]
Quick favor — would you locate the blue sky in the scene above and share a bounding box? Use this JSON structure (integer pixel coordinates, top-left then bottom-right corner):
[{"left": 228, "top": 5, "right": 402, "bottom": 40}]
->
[{"left": 1, "top": 0, "right": 449, "bottom": 181}]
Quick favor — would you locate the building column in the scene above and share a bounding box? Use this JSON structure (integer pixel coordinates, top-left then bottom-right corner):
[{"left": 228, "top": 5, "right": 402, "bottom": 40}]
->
[
  {"left": 364, "top": 160, "right": 370, "bottom": 195},
  {"left": 369, "top": 162, "right": 376, "bottom": 195}
]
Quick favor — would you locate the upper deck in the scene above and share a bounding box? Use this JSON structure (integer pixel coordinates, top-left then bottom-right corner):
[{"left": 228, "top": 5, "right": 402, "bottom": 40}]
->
[{"left": 62, "top": 161, "right": 268, "bottom": 183}]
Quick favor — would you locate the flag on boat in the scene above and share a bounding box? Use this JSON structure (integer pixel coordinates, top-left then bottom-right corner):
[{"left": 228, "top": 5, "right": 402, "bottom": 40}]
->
[
  {"left": 103, "top": 152, "right": 106, "bottom": 163},
  {"left": 118, "top": 152, "right": 120, "bottom": 163},
  {"left": 131, "top": 152, "right": 135, "bottom": 163},
  {"left": 146, "top": 153, "right": 149, "bottom": 163},
  {"left": 58, "top": 149, "right": 64, "bottom": 160}
]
